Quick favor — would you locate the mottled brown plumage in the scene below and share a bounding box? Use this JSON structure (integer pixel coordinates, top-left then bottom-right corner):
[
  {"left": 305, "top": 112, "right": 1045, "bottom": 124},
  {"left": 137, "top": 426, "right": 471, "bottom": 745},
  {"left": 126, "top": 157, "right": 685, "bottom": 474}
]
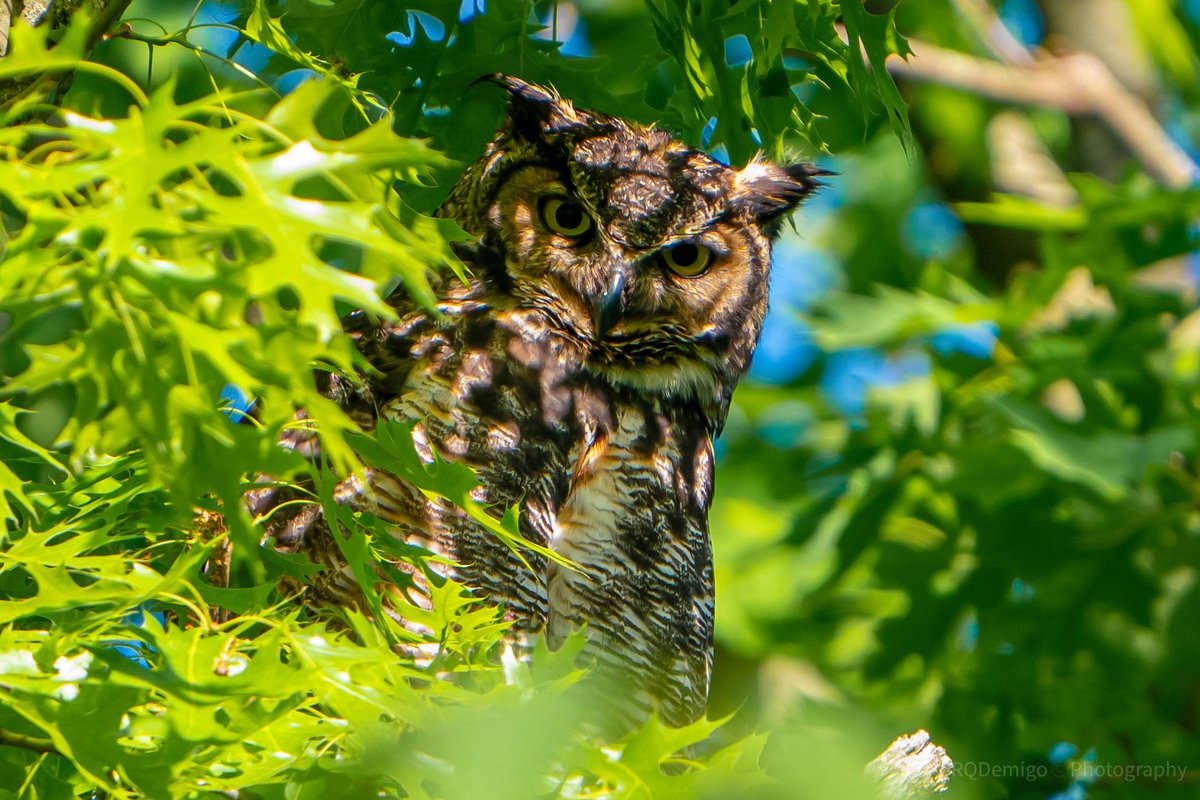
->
[{"left": 253, "top": 76, "right": 819, "bottom": 726}]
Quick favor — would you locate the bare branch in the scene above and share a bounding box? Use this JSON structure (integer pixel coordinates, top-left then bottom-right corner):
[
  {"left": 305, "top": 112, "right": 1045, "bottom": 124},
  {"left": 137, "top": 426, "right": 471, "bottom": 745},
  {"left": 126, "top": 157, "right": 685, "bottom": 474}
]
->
[
  {"left": 953, "top": 0, "right": 1036, "bottom": 66},
  {"left": 988, "top": 111, "right": 1080, "bottom": 206},
  {"left": 868, "top": 730, "right": 954, "bottom": 799},
  {"left": 887, "top": 39, "right": 1198, "bottom": 188}
]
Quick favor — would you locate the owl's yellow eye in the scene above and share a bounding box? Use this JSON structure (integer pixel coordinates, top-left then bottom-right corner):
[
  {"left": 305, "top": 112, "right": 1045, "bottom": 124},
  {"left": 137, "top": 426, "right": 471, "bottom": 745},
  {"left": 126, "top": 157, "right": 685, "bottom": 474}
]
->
[
  {"left": 661, "top": 242, "right": 712, "bottom": 277},
  {"left": 540, "top": 198, "right": 593, "bottom": 238}
]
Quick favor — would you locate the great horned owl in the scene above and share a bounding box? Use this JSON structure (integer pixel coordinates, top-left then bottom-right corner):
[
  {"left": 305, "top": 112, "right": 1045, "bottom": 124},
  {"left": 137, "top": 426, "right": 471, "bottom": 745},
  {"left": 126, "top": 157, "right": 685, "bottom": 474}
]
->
[{"left": 252, "top": 76, "right": 820, "bottom": 727}]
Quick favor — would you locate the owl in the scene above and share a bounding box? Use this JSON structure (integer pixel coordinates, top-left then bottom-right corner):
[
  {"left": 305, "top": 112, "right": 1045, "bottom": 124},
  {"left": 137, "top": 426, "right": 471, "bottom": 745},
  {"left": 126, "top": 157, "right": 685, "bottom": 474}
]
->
[{"left": 250, "top": 76, "right": 820, "bottom": 727}]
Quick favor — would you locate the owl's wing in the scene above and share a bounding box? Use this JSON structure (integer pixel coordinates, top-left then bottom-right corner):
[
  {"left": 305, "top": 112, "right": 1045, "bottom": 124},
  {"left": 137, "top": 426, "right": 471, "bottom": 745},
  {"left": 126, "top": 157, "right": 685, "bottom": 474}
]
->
[
  {"left": 245, "top": 291, "right": 429, "bottom": 553},
  {"left": 341, "top": 298, "right": 424, "bottom": 396},
  {"left": 546, "top": 403, "right": 715, "bottom": 727},
  {"left": 249, "top": 284, "right": 560, "bottom": 640}
]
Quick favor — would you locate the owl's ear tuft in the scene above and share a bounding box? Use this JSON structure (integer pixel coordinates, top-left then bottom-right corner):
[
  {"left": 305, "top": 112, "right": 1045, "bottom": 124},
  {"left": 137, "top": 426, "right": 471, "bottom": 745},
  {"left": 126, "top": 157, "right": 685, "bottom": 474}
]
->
[
  {"left": 733, "top": 159, "right": 830, "bottom": 227},
  {"left": 473, "top": 73, "right": 581, "bottom": 142}
]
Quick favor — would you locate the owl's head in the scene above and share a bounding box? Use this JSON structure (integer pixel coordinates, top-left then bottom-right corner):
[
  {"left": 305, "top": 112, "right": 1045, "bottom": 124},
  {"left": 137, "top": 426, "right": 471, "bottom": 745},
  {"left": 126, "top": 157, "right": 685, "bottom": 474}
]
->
[{"left": 441, "top": 76, "right": 822, "bottom": 415}]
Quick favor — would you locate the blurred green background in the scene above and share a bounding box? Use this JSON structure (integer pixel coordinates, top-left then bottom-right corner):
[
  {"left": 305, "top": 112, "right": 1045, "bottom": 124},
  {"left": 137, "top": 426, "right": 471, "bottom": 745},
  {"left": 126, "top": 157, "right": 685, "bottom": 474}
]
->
[{"left": 2, "top": 1, "right": 1200, "bottom": 798}]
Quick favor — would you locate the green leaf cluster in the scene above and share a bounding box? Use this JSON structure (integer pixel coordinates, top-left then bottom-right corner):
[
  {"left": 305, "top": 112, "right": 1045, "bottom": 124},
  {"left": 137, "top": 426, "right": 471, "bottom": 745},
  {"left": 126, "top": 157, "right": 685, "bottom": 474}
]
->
[
  {"left": 716, "top": 115, "right": 1200, "bottom": 798},
  {"left": 0, "top": 3, "right": 916, "bottom": 799},
  {"left": 13, "top": 1, "right": 1196, "bottom": 798}
]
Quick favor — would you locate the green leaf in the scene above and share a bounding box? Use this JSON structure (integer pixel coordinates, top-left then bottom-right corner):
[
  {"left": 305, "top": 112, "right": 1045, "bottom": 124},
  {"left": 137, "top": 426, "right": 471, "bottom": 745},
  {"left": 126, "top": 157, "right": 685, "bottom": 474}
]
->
[
  {"left": 810, "top": 284, "right": 996, "bottom": 350},
  {"left": 347, "top": 421, "right": 579, "bottom": 571},
  {"left": 839, "top": 0, "right": 912, "bottom": 150},
  {"left": 990, "top": 397, "right": 1191, "bottom": 500}
]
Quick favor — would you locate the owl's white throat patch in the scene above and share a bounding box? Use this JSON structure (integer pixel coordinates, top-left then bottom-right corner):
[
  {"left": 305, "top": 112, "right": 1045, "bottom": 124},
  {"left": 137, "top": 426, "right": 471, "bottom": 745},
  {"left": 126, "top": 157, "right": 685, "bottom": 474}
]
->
[{"left": 589, "top": 358, "right": 721, "bottom": 403}]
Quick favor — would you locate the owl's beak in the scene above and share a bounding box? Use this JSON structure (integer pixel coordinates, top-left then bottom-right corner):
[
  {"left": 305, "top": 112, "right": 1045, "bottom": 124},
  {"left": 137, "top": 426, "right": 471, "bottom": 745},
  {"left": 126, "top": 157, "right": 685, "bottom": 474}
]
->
[{"left": 595, "top": 269, "right": 626, "bottom": 338}]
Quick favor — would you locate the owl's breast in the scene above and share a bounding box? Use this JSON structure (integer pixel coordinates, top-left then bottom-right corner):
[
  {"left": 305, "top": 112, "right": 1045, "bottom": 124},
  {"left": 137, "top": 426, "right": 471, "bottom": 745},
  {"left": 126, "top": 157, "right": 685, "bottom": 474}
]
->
[
  {"left": 545, "top": 396, "right": 716, "bottom": 724},
  {"left": 357, "top": 290, "right": 716, "bottom": 721},
  {"left": 368, "top": 298, "right": 595, "bottom": 628}
]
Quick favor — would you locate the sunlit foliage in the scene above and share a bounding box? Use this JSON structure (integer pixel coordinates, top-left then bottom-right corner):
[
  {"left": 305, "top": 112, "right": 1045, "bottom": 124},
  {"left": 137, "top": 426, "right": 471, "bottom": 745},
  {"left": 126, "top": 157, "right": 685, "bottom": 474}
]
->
[{"left": 1, "top": 1, "right": 1198, "bottom": 799}]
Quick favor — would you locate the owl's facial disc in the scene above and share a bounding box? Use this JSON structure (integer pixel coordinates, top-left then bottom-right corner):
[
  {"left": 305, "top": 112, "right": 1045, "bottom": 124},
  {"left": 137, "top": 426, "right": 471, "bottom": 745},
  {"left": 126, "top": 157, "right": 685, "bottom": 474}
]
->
[
  {"left": 480, "top": 164, "right": 765, "bottom": 400},
  {"left": 438, "top": 76, "right": 826, "bottom": 404}
]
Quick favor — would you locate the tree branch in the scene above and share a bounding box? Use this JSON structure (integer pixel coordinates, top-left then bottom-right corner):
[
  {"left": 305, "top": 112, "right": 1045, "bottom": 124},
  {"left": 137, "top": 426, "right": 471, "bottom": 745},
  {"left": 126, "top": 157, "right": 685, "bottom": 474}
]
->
[
  {"left": 0, "top": 2, "right": 9, "bottom": 58},
  {"left": 868, "top": 730, "right": 954, "bottom": 799},
  {"left": 0, "top": 0, "right": 135, "bottom": 111},
  {"left": 0, "top": 728, "right": 60, "bottom": 755},
  {"left": 887, "top": 38, "right": 1198, "bottom": 189},
  {"left": 952, "top": 0, "right": 1036, "bottom": 66}
]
